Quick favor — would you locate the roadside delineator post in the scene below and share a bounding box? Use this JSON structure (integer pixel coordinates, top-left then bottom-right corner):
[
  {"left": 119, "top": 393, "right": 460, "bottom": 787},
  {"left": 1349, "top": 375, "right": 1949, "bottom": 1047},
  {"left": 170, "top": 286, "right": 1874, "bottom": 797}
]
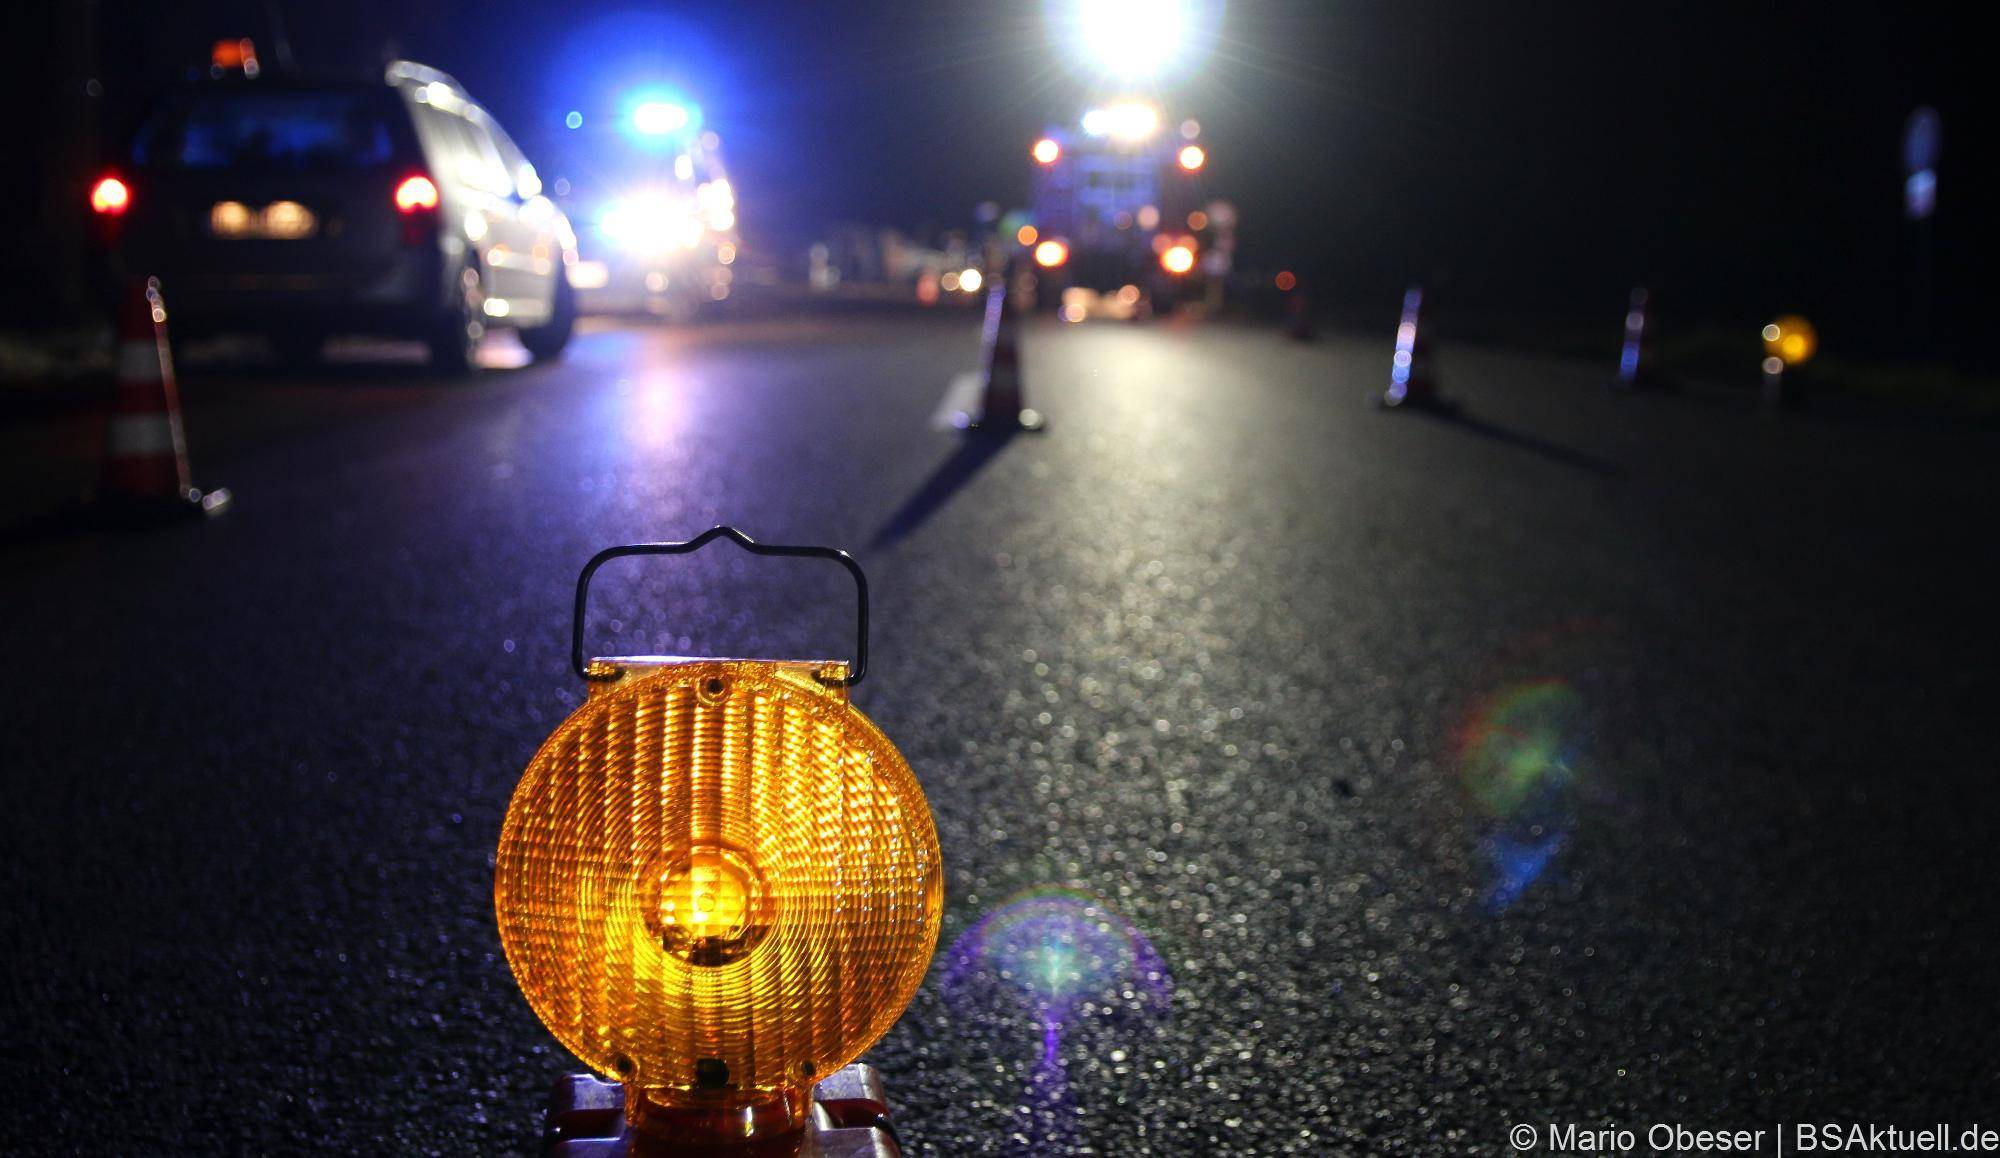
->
[
  {"left": 1376, "top": 284, "right": 1453, "bottom": 411},
  {"left": 1280, "top": 271, "right": 1314, "bottom": 341},
  {"left": 1612, "top": 286, "right": 1660, "bottom": 390},
  {"left": 100, "top": 277, "right": 230, "bottom": 521},
  {"left": 964, "top": 262, "right": 1044, "bottom": 432},
  {"left": 1760, "top": 352, "right": 1789, "bottom": 412}
]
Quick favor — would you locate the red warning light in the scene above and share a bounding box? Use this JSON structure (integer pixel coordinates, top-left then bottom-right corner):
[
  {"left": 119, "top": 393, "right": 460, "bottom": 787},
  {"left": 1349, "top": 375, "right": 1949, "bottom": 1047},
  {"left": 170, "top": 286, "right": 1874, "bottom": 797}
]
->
[{"left": 211, "top": 39, "right": 260, "bottom": 76}]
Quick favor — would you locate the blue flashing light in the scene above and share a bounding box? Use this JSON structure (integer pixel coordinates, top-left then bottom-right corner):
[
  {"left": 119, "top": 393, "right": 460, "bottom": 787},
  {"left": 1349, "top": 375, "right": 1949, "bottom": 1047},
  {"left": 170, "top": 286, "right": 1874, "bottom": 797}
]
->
[
  {"left": 615, "top": 90, "right": 702, "bottom": 151},
  {"left": 632, "top": 101, "right": 690, "bottom": 136},
  {"left": 565, "top": 110, "right": 583, "bottom": 130}
]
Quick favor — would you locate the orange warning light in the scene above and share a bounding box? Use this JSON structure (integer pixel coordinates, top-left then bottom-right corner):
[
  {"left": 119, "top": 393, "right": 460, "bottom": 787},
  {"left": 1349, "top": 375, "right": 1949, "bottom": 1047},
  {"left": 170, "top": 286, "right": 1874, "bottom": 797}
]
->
[
  {"left": 495, "top": 530, "right": 942, "bottom": 1147},
  {"left": 1762, "top": 315, "right": 1817, "bottom": 366}
]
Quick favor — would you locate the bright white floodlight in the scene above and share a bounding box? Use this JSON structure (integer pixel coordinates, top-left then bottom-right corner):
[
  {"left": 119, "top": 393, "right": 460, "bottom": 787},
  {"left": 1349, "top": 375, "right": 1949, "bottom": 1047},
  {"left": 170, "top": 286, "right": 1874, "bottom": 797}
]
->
[{"left": 1065, "top": 0, "right": 1192, "bottom": 80}]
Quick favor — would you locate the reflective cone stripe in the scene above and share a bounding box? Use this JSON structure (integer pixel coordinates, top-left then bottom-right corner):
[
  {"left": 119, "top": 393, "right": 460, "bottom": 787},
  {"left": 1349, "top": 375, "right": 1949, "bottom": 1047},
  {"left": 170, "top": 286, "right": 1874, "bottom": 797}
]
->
[
  {"left": 1387, "top": 285, "right": 1438, "bottom": 406},
  {"left": 1618, "top": 287, "right": 1650, "bottom": 386},
  {"left": 102, "top": 279, "right": 193, "bottom": 500}
]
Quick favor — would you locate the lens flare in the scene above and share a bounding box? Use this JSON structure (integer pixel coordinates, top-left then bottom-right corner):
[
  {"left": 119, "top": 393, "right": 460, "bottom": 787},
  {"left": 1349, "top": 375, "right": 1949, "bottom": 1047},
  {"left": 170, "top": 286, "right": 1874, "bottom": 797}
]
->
[
  {"left": 1457, "top": 679, "right": 1582, "bottom": 819},
  {"left": 942, "top": 886, "right": 1172, "bottom": 1151},
  {"left": 1455, "top": 678, "right": 1588, "bottom": 909},
  {"left": 946, "top": 886, "right": 1170, "bottom": 1023}
]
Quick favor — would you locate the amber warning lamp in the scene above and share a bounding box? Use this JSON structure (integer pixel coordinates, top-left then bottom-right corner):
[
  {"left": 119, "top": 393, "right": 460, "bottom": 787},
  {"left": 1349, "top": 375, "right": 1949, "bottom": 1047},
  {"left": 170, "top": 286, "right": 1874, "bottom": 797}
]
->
[{"left": 496, "top": 527, "right": 943, "bottom": 1155}]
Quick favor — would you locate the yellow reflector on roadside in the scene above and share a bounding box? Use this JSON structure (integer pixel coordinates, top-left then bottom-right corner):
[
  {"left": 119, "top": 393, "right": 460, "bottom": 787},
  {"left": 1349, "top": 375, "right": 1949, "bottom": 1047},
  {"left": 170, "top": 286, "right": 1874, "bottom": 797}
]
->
[{"left": 496, "top": 532, "right": 941, "bottom": 1137}]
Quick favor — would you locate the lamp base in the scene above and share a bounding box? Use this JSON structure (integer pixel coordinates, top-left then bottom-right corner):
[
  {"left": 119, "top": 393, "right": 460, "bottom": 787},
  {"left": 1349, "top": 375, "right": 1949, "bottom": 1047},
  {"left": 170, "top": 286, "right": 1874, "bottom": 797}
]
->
[{"left": 544, "top": 1064, "right": 900, "bottom": 1157}]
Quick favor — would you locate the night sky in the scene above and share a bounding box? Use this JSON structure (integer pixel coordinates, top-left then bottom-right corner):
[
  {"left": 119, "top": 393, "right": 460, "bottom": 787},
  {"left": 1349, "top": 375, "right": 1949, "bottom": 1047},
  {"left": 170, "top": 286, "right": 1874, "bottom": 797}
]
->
[{"left": 22, "top": 0, "right": 1991, "bottom": 351}]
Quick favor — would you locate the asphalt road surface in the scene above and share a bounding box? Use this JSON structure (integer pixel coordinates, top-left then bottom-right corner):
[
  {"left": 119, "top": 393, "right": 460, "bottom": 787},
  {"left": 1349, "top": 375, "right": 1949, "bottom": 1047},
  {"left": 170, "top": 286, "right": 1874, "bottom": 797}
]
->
[{"left": 2, "top": 311, "right": 1994, "bottom": 1154}]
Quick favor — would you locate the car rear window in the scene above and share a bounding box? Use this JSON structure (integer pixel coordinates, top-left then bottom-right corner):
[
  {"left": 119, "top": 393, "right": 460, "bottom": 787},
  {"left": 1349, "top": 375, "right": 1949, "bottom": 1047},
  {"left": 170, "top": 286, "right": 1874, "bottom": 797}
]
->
[{"left": 135, "top": 88, "right": 399, "bottom": 171}]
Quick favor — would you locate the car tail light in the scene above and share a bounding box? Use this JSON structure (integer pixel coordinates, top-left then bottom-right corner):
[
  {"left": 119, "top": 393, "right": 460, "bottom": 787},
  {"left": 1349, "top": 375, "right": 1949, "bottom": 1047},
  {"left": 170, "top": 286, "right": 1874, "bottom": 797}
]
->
[
  {"left": 394, "top": 175, "right": 439, "bottom": 245},
  {"left": 90, "top": 175, "right": 131, "bottom": 216},
  {"left": 394, "top": 174, "right": 439, "bottom": 213}
]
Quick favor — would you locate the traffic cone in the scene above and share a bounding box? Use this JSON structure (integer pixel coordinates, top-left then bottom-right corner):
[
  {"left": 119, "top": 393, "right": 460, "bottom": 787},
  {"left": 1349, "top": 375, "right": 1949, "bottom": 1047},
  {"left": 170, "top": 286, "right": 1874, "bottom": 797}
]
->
[
  {"left": 100, "top": 278, "right": 230, "bottom": 521},
  {"left": 965, "top": 265, "right": 1044, "bottom": 432},
  {"left": 1377, "top": 284, "right": 1451, "bottom": 410},
  {"left": 1611, "top": 286, "right": 1661, "bottom": 390}
]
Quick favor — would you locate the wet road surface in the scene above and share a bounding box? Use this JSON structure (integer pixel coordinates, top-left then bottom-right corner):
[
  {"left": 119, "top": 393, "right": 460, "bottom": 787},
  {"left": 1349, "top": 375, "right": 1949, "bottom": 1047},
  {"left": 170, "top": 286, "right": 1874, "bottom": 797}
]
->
[{"left": 2, "top": 312, "right": 1995, "bottom": 1153}]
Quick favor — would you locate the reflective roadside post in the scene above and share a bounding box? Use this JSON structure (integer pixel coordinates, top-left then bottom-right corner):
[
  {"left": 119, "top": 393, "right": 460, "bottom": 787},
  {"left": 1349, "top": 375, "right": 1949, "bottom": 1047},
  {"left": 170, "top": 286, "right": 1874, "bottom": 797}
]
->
[
  {"left": 1902, "top": 107, "right": 1940, "bottom": 351},
  {"left": 1278, "top": 270, "right": 1313, "bottom": 341}
]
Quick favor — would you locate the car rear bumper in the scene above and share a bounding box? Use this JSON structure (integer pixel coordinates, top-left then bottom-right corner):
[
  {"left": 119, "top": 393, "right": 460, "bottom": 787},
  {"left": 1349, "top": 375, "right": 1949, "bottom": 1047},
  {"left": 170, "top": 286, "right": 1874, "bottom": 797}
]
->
[{"left": 104, "top": 253, "right": 446, "bottom": 339}]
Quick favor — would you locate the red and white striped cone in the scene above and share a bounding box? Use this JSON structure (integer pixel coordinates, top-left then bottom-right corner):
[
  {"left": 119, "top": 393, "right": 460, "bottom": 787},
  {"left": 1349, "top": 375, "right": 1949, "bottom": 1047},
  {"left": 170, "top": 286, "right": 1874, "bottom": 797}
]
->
[
  {"left": 100, "top": 278, "right": 230, "bottom": 520},
  {"left": 967, "top": 268, "right": 1044, "bottom": 432},
  {"left": 1377, "top": 284, "right": 1451, "bottom": 410}
]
